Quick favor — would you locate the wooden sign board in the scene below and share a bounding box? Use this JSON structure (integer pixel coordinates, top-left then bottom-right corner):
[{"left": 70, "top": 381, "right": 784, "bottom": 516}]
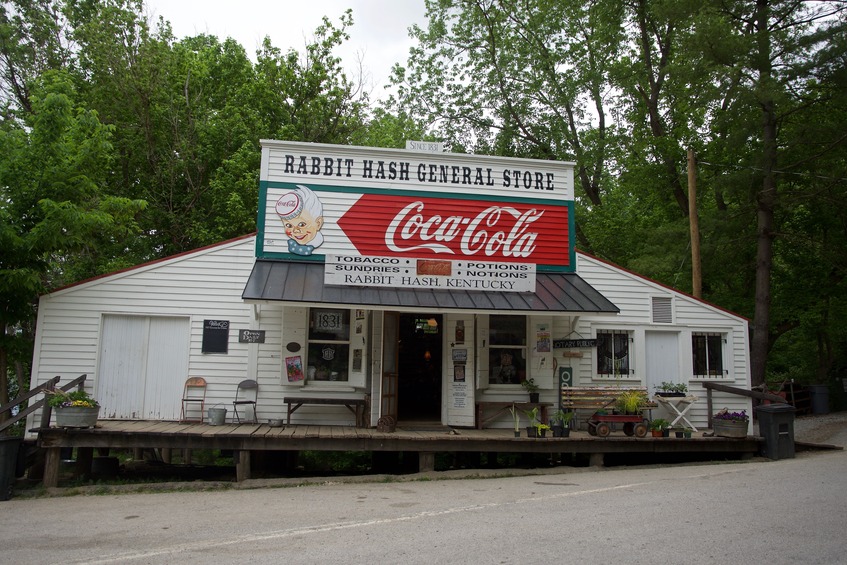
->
[
  {"left": 238, "top": 329, "right": 266, "bottom": 343},
  {"left": 553, "top": 338, "right": 597, "bottom": 349}
]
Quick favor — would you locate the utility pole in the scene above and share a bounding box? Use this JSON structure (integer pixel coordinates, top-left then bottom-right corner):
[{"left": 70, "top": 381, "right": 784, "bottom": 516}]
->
[{"left": 688, "top": 148, "right": 702, "bottom": 299}]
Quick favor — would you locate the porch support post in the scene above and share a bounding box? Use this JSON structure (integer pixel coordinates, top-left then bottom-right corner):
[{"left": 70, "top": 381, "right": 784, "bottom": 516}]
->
[
  {"left": 75, "top": 447, "right": 93, "bottom": 480},
  {"left": 419, "top": 451, "right": 435, "bottom": 472},
  {"left": 43, "top": 446, "right": 61, "bottom": 488},
  {"left": 236, "top": 450, "right": 251, "bottom": 482}
]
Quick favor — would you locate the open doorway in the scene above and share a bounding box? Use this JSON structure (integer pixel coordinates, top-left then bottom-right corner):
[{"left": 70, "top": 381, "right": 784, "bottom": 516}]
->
[{"left": 397, "top": 314, "right": 442, "bottom": 422}]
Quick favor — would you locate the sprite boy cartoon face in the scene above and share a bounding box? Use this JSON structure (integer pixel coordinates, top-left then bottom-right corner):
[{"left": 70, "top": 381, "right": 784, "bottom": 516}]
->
[
  {"left": 283, "top": 207, "right": 323, "bottom": 245},
  {"left": 275, "top": 185, "right": 325, "bottom": 255}
]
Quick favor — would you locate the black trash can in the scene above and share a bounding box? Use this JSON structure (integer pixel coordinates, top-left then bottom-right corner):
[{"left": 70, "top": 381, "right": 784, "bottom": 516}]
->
[
  {"left": 756, "top": 404, "right": 796, "bottom": 460},
  {"left": 808, "top": 384, "right": 830, "bottom": 414},
  {"left": 0, "top": 436, "right": 23, "bottom": 501}
]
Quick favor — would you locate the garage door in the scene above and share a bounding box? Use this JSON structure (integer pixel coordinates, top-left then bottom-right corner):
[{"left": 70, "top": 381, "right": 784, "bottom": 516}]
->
[{"left": 97, "top": 315, "right": 189, "bottom": 419}]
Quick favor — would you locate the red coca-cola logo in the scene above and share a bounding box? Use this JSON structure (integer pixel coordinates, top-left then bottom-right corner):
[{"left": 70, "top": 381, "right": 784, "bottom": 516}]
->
[{"left": 337, "top": 195, "right": 570, "bottom": 266}]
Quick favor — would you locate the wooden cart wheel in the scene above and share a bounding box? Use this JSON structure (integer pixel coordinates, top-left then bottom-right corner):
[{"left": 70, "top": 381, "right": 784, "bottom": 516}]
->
[
  {"left": 634, "top": 423, "right": 648, "bottom": 438},
  {"left": 623, "top": 422, "right": 635, "bottom": 436},
  {"left": 596, "top": 423, "right": 611, "bottom": 437},
  {"left": 588, "top": 422, "right": 597, "bottom": 436}
]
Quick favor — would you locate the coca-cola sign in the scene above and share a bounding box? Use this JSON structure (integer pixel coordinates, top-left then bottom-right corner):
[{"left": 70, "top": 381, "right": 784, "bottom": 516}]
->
[{"left": 338, "top": 194, "right": 570, "bottom": 267}]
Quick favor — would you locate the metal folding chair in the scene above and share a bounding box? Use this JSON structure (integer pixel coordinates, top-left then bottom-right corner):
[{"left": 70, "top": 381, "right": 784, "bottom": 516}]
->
[
  {"left": 232, "top": 379, "right": 258, "bottom": 423},
  {"left": 180, "top": 377, "right": 207, "bottom": 423}
]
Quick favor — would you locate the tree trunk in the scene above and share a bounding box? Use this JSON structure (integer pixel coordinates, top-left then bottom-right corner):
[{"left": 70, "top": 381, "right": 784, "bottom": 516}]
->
[
  {"left": 0, "top": 344, "right": 8, "bottom": 423},
  {"left": 750, "top": 0, "right": 777, "bottom": 388}
]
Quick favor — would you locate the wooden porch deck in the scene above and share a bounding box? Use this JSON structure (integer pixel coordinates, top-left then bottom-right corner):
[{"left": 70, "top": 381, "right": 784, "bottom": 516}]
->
[{"left": 34, "top": 419, "right": 763, "bottom": 487}]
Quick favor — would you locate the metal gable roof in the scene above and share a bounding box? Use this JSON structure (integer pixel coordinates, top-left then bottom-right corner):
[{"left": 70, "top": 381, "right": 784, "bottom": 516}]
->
[{"left": 242, "top": 260, "right": 619, "bottom": 315}]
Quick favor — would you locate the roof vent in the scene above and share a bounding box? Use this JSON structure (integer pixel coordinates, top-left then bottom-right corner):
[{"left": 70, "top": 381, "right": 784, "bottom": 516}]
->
[{"left": 651, "top": 296, "right": 673, "bottom": 324}]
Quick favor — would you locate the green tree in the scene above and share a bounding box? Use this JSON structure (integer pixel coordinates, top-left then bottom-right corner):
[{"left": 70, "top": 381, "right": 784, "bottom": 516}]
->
[
  {"left": 0, "top": 71, "right": 144, "bottom": 416},
  {"left": 0, "top": 0, "right": 72, "bottom": 119},
  {"left": 393, "top": 0, "right": 847, "bottom": 387},
  {"left": 692, "top": 0, "right": 847, "bottom": 386},
  {"left": 390, "top": 0, "right": 622, "bottom": 216}
]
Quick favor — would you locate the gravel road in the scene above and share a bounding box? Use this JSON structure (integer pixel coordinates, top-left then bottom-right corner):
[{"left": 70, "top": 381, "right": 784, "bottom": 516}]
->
[{"left": 787, "top": 410, "right": 847, "bottom": 446}]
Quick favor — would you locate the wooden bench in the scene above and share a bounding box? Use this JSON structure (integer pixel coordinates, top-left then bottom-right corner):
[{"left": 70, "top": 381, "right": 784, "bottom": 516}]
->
[
  {"left": 560, "top": 387, "right": 656, "bottom": 431},
  {"left": 285, "top": 396, "right": 369, "bottom": 428},
  {"left": 475, "top": 401, "right": 553, "bottom": 430}
]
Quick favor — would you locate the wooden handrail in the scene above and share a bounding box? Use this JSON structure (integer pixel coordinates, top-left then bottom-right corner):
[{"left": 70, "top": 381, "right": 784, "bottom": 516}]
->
[
  {"left": 38, "top": 374, "right": 88, "bottom": 430},
  {"left": 0, "top": 375, "right": 87, "bottom": 434},
  {"left": 0, "top": 376, "right": 62, "bottom": 434},
  {"left": 701, "top": 380, "right": 789, "bottom": 427}
]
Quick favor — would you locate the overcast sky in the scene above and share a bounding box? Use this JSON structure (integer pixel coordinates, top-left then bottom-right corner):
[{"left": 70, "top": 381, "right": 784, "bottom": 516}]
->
[{"left": 144, "top": 0, "right": 428, "bottom": 97}]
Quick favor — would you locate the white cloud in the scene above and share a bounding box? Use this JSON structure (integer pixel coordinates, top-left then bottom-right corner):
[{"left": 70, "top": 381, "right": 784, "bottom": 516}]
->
[{"left": 144, "top": 0, "right": 427, "bottom": 97}]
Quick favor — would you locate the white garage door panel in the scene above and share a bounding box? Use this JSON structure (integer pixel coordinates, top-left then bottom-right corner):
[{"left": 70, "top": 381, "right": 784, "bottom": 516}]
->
[{"left": 98, "top": 315, "right": 189, "bottom": 420}]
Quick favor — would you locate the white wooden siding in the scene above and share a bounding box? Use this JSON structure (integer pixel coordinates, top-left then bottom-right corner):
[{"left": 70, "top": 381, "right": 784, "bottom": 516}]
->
[
  {"left": 27, "top": 237, "right": 257, "bottom": 433},
  {"left": 575, "top": 252, "right": 753, "bottom": 425},
  {"left": 25, "top": 235, "right": 752, "bottom": 434}
]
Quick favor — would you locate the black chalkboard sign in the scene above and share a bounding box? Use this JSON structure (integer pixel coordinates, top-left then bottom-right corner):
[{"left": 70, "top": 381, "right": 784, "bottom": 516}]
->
[{"left": 202, "top": 319, "right": 229, "bottom": 353}]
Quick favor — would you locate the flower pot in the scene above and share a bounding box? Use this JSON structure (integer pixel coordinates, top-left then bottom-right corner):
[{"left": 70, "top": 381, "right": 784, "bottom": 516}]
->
[
  {"left": 55, "top": 406, "right": 100, "bottom": 428},
  {"left": 683, "top": 431, "right": 692, "bottom": 439},
  {"left": 529, "top": 392, "right": 540, "bottom": 403},
  {"left": 551, "top": 425, "right": 571, "bottom": 438},
  {"left": 526, "top": 426, "right": 537, "bottom": 438},
  {"left": 651, "top": 429, "right": 664, "bottom": 438},
  {"left": 674, "top": 430, "right": 684, "bottom": 438},
  {"left": 662, "top": 429, "right": 670, "bottom": 438},
  {"left": 514, "top": 430, "right": 521, "bottom": 438},
  {"left": 713, "top": 420, "right": 748, "bottom": 438}
]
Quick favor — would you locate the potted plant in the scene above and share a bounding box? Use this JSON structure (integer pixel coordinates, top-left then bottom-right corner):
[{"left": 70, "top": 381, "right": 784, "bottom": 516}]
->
[
  {"left": 523, "top": 406, "right": 550, "bottom": 438},
  {"left": 46, "top": 389, "right": 100, "bottom": 428},
  {"left": 649, "top": 418, "right": 669, "bottom": 437},
  {"left": 655, "top": 381, "right": 688, "bottom": 397},
  {"left": 683, "top": 427, "right": 693, "bottom": 439},
  {"left": 550, "top": 410, "right": 574, "bottom": 437},
  {"left": 712, "top": 409, "right": 749, "bottom": 438},
  {"left": 615, "top": 390, "right": 648, "bottom": 414},
  {"left": 521, "top": 378, "right": 540, "bottom": 403},
  {"left": 509, "top": 404, "right": 522, "bottom": 438}
]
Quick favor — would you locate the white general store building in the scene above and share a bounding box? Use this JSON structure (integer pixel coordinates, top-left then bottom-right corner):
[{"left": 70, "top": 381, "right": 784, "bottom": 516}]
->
[{"left": 26, "top": 141, "right": 753, "bottom": 434}]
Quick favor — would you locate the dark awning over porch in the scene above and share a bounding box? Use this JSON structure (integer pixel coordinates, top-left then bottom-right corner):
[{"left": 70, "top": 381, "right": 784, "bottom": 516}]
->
[{"left": 242, "top": 260, "right": 619, "bottom": 314}]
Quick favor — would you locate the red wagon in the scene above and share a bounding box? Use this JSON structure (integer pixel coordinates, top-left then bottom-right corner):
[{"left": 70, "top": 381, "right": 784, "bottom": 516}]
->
[{"left": 587, "top": 413, "right": 649, "bottom": 438}]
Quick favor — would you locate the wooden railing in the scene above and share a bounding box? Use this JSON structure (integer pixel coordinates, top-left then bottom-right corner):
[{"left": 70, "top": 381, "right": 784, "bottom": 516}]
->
[
  {"left": 0, "top": 374, "right": 87, "bottom": 434},
  {"left": 701, "top": 381, "right": 789, "bottom": 427}
]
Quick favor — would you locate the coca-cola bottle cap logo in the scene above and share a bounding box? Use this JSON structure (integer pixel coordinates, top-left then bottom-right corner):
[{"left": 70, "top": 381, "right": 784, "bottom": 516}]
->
[{"left": 275, "top": 192, "right": 303, "bottom": 219}]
